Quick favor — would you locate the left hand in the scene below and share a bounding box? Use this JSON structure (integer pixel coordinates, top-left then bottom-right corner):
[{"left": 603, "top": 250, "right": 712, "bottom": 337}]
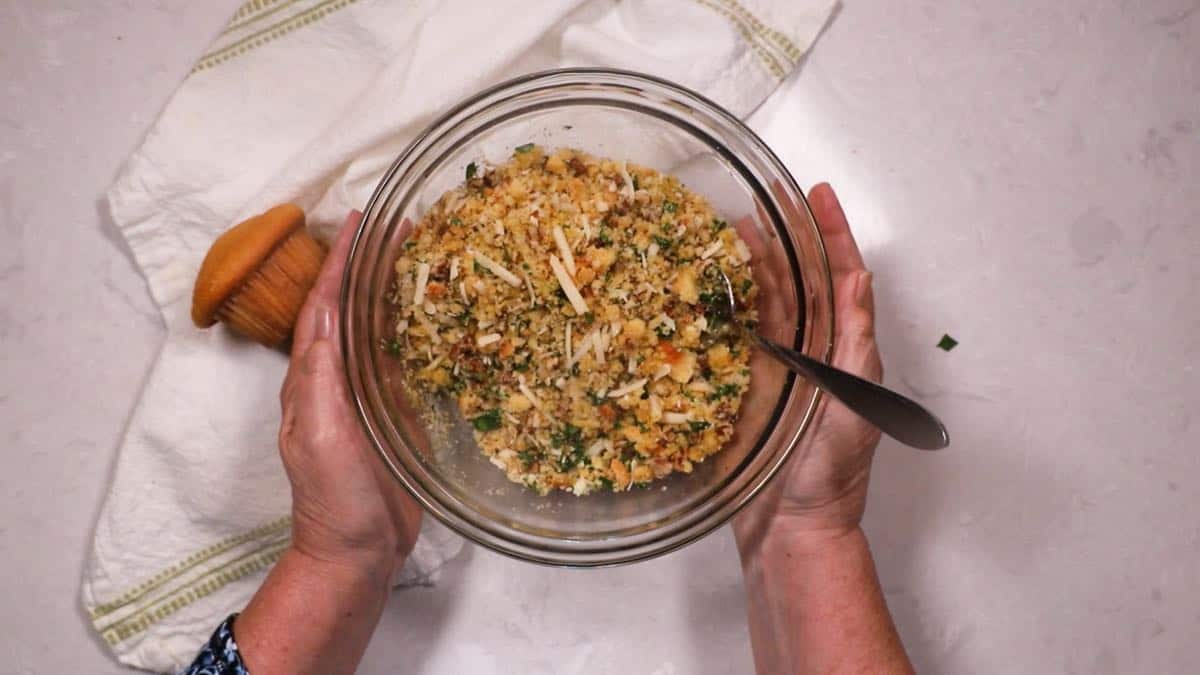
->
[
  {"left": 734, "top": 184, "right": 883, "bottom": 548},
  {"left": 279, "top": 210, "right": 422, "bottom": 575}
]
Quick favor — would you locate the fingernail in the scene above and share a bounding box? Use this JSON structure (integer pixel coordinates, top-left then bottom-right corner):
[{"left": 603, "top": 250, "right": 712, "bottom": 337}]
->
[
  {"left": 312, "top": 304, "right": 334, "bottom": 340},
  {"left": 854, "top": 271, "right": 873, "bottom": 308}
]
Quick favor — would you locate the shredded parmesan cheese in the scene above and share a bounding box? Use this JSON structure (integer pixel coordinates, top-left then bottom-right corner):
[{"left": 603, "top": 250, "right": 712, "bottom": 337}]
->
[
  {"left": 468, "top": 249, "right": 522, "bottom": 286},
  {"left": 566, "top": 330, "right": 597, "bottom": 369},
  {"left": 593, "top": 329, "right": 606, "bottom": 364},
  {"left": 477, "top": 333, "right": 501, "bottom": 348},
  {"left": 413, "top": 310, "right": 441, "bottom": 344},
  {"left": 523, "top": 273, "right": 536, "bottom": 305},
  {"left": 618, "top": 161, "right": 635, "bottom": 197},
  {"left": 517, "top": 376, "right": 542, "bottom": 409},
  {"left": 700, "top": 240, "right": 724, "bottom": 260},
  {"left": 549, "top": 254, "right": 589, "bottom": 315},
  {"left": 449, "top": 257, "right": 459, "bottom": 281},
  {"left": 586, "top": 439, "right": 611, "bottom": 457},
  {"left": 662, "top": 412, "right": 692, "bottom": 424},
  {"left": 565, "top": 321, "right": 573, "bottom": 362},
  {"left": 608, "top": 378, "right": 648, "bottom": 399},
  {"left": 733, "top": 239, "right": 752, "bottom": 263},
  {"left": 552, "top": 225, "right": 576, "bottom": 275},
  {"left": 413, "top": 262, "right": 430, "bottom": 308}
]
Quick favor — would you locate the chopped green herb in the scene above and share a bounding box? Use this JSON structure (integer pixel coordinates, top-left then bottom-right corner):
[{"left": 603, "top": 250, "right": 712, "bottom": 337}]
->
[
  {"left": 663, "top": 201, "right": 679, "bottom": 213},
  {"left": 937, "top": 334, "right": 959, "bottom": 351},
  {"left": 403, "top": 240, "right": 416, "bottom": 250},
  {"left": 550, "top": 423, "right": 584, "bottom": 450},
  {"left": 450, "top": 217, "right": 462, "bottom": 226},
  {"left": 515, "top": 142, "right": 535, "bottom": 154},
  {"left": 654, "top": 323, "right": 674, "bottom": 339},
  {"left": 597, "top": 231, "right": 613, "bottom": 246},
  {"left": 707, "top": 383, "right": 740, "bottom": 401},
  {"left": 598, "top": 477, "right": 615, "bottom": 492},
  {"left": 381, "top": 338, "right": 403, "bottom": 356},
  {"left": 517, "top": 450, "right": 539, "bottom": 467},
  {"left": 688, "top": 420, "right": 711, "bottom": 433},
  {"left": 712, "top": 218, "right": 728, "bottom": 232},
  {"left": 741, "top": 278, "right": 753, "bottom": 295},
  {"left": 652, "top": 235, "right": 674, "bottom": 250},
  {"left": 631, "top": 175, "right": 640, "bottom": 191},
  {"left": 474, "top": 260, "right": 486, "bottom": 275},
  {"left": 698, "top": 289, "right": 723, "bottom": 306},
  {"left": 471, "top": 409, "right": 502, "bottom": 432},
  {"left": 465, "top": 161, "right": 477, "bottom": 180},
  {"left": 551, "top": 423, "right": 587, "bottom": 471},
  {"left": 587, "top": 391, "right": 607, "bottom": 405}
]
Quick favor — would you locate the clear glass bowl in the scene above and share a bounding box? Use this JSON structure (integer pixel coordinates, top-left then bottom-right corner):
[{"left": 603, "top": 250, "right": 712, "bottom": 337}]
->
[{"left": 342, "top": 68, "right": 833, "bottom": 566}]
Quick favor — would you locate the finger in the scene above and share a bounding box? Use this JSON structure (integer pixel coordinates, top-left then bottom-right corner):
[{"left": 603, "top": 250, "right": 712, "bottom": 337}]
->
[
  {"left": 291, "top": 210, "right": 363, "bottom": 361},
  {"left": 807, "top": 184, "right": 867, "bottom": 283},
  {"left": 831, "top": 270, "right": 883, "bottom": 383}
]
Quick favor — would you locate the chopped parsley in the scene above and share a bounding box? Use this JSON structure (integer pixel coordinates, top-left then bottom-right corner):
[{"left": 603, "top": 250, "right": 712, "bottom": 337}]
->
[
  {"left": 707, "top": 383, "right": 740, "bottom": 401},
  {"left": 550, "top": 423, "right": 584, "bottom": 451},
  {"left": 450, "top": 217, "right": 462, "bottom": 226},
  {"left": 652, "top": 234, "right": 674, "bottom": 250},
  {"left": 381, "top": 338, "right": 403, "bottom": 356},
  {"left": 597, "top": 230, "right": 613, "bottom": 246},
  {"left": 471, "top": 409, "right": 503, "bottom": 432},
  {"left": 517, "top": 450, "right": 539, "bottom": 467},
  {"left": 741, "top": 278, "right": 753, "bottom": 295},
  {"left": 465, "top": 161, "right": 477, "bottom": 180},
  {"left": 598, "top": 477, "right": 615, "bottom": 491},
  {"left": 937, "top": 334, "right": 959, "bottom": 351},
  {"left": 514, "top": 142, "right": 535, "bottom": 154},
  {"left": 688, "top": 420, "right": 711, "bottom": 433},
  {"left": 662, "top": 201, "right": 679, "bottom": 213},
  {"left": 654, "top": 323, "right": 674, "bottom": 339},
  {"left": 551, "top": 423, "right": 587, "bottom": 471},
  {"left": 587, "top": 391, "right": 608, "bottom": 405},
  {"left": 712, "top": 218, "right": 728, "bottom": 232}
]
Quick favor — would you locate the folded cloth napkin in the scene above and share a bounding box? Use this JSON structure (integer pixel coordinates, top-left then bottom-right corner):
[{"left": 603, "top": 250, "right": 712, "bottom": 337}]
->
[{"left": 83, "top": 0, "right": 834, "bottom": 671}]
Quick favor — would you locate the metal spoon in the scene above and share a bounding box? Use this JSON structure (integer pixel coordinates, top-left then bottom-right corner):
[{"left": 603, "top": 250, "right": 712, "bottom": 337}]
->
[{"left": 713, "top": 271, "right": 949, "bottom": 450}]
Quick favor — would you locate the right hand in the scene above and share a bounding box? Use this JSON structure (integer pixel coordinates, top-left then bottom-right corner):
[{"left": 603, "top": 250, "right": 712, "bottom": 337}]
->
[{"left": 734, "top": 183, "right": 883, "bottom": 547}]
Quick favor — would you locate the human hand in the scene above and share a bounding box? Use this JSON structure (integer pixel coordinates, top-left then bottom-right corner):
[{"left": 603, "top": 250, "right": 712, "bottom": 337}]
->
[
  {"left": 279, "top": 210, "right": 422, "bottom": 575},
  {"left": 734, "top": 183, "right": 882, "bottom": 547}
]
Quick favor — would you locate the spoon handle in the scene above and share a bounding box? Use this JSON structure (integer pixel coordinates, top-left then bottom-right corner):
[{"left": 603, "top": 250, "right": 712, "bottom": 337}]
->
[{"left": 752, "top": 335, "right": 949, "bottom": 450}]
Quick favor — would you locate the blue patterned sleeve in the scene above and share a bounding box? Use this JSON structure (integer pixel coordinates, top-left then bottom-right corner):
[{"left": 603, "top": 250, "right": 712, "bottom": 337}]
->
[{"left": 179, "top": 614, "right": 249, "bottom": 675}]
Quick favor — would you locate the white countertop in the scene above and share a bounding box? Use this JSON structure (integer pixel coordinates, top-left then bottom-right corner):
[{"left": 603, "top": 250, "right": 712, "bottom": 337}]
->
[{"left": 2, "top": 1, "right": 1197, "bottom": 673}]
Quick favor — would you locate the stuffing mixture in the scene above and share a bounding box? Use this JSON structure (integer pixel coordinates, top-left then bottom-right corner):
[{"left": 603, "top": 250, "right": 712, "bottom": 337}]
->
[{"left": 385, "top": 144, "right": 757, "bottom": 495}]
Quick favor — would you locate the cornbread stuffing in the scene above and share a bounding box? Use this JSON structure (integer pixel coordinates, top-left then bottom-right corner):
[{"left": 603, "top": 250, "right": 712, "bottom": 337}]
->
[{"left": 385, "top": 145, "right": 757, "bottom": 495}]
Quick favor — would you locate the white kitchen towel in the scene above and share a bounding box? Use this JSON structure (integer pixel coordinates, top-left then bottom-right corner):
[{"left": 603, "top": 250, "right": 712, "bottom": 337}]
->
[{"left": 83, "top": 0, "right": 834, "bottom": 671}]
